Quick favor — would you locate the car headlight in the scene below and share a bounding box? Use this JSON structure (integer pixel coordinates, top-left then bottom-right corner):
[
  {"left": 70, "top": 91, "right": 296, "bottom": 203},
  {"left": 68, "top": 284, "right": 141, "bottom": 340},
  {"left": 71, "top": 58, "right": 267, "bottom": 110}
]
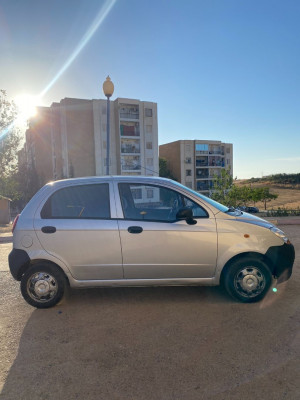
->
[{"left": 270, "top": 227, "right": 290, "bottom": 243}]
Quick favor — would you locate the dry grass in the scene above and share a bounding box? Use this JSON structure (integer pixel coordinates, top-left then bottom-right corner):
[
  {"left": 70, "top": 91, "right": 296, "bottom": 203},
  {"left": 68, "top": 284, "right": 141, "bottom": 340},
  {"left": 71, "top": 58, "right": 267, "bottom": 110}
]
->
[{"left": 236, "top": 180, "right": 300, "bottom": 210}]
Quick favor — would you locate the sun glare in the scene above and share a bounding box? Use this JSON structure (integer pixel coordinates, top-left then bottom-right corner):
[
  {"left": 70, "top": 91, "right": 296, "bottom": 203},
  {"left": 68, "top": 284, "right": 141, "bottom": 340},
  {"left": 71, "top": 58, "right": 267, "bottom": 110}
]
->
[{"left": 14, "top": 94, "right": 39, "bottom": 124}]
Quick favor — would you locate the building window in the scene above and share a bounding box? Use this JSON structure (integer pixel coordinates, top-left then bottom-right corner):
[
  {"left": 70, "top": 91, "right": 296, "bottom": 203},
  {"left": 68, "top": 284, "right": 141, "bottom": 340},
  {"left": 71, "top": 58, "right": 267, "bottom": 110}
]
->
[
  {"left": 132, "top": 188, "right": 142, "bottom": 200},
  {"left": 226, "top": 159, "right": 230, "bottom": 165},
  {"left": 146, "top": 189, "right": 154, "bottom": 198},
  {"left": 146, "top": 125, "right": 152, "bottom": 133},
  {"left": 186, "top": 169, "right": 192, "bottom": 176},
  {"left": 186, "top": 145, "right": 191, "bottom": 153},
  {"left": 185, "top": 157, "right": 191, "bottom": 164},
  {"left": 145, "top": 108, "right": 152, "bottom": 117},
  {"left": 146, "top": 142, "right": 152, "bottom": 150},
  {"left": 146, "top": 158, "right": 153, "bottom": 166},
  {"left": 195, "top": 144, "right": 209, "bottom": 152},
  {"left": 226, "top": 147, "right": 231, "bottom": 154}
]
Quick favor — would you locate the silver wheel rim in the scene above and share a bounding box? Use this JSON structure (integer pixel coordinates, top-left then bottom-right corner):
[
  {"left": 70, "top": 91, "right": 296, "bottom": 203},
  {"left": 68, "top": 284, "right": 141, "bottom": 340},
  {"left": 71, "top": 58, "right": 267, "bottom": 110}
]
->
[
  {"left": 234, "top": 267, "right": 266, "bottom": 298},
  {"left": 27, "top": 272, "right": 58, "bottom": 303}
]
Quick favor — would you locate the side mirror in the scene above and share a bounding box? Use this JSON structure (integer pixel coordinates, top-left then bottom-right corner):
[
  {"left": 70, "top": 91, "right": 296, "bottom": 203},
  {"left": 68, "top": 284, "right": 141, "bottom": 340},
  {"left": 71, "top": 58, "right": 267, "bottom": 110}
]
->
[{"left": 176, "top": 207, "right": 197, "bottom": 225}]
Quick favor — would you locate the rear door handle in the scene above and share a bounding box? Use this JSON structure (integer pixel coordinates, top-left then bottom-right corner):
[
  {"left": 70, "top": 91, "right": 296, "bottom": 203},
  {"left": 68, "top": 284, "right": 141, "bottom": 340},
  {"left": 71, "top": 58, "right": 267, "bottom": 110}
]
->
[
  {"left": 128, "top": 226, "right": 143, "bottom": 234},
  {"left": 41, "top": 226, "right": 56, "bottom": 234}
]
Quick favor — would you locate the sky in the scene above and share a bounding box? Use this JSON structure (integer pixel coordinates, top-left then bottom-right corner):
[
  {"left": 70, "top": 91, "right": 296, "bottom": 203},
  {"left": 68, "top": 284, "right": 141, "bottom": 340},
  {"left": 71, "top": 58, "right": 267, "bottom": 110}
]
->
[{"left": 1, "top": 0, "right": 299, "bottom": 179}]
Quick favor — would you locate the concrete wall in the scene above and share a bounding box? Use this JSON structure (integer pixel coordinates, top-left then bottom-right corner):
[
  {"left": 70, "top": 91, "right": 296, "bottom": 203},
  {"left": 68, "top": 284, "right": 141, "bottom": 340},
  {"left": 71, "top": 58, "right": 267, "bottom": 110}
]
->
[
  {"left": 159, "top": 141, "right": 182, "bottom": 181},
  {"left": 0, "top": 198, "right": 10, "bottom": 224}
]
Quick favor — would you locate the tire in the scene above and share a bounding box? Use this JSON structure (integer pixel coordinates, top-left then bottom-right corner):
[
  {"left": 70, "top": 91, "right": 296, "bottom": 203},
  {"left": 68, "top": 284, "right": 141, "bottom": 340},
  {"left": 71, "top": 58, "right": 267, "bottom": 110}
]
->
[
  {"left": 21, "top": 263, "right": 66, "bottom": 308},
  {"left": 223, "top": 257, "right": 272, "bottom": 303}
]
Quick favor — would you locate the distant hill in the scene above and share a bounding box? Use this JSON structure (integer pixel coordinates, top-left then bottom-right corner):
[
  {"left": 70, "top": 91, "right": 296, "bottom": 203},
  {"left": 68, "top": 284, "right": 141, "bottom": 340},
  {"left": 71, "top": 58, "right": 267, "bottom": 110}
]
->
[
  {"left": 236, "top": 173, "right": 300, "bottom": 210},
  {"left": 246, "top": 173, "right": 300, "bottom": 188}
]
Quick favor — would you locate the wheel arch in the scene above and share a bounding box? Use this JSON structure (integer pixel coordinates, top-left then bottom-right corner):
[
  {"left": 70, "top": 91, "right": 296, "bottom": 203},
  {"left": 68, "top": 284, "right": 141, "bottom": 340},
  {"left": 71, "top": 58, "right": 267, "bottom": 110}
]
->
[
  {"left": 220, "top": 251, "right": 274, "bottom": 285},
  {"left": 23, "top": 259, "right": 70, "bottom": 285}
]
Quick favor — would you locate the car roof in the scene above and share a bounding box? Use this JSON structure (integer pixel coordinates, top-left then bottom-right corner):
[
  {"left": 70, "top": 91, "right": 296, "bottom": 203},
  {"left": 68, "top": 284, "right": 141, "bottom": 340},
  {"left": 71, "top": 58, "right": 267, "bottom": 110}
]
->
[{"left": 45, "top": 175, "right": 174, "bottom": 187}]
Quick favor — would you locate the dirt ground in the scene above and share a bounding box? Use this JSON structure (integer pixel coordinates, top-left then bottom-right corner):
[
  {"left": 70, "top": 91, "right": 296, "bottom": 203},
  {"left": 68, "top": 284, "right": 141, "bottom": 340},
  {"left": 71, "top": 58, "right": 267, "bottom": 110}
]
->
[{"left": 0, "top": 226, "right": 299, "bottom": 400}]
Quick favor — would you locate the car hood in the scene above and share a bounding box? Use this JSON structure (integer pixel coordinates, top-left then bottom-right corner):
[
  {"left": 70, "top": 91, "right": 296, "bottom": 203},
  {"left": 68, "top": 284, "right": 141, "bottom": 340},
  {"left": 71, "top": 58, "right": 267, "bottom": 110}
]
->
[{"left": 234, "top": 211, "right": 274, "bottom": 229}]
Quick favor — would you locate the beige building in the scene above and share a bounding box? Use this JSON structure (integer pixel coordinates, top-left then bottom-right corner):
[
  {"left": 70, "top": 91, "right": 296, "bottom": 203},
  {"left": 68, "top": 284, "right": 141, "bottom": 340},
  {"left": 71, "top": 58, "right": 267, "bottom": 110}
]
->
[
  {"left": 159, "top": 140, "right": 233, "bottom": 194},
  {"left": 20, "top": 97, "right": 159, "bottom": 185}
]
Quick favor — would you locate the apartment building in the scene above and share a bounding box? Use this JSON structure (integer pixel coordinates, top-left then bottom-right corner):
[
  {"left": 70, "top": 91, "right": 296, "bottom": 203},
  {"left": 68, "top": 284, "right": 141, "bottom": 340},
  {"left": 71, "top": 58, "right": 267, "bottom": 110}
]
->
[
  {"left": 159, "top": 140, "right": 233, "bottom": 194},
  {"left": 20, "top": 97, "right": 159, "bottom": 185}
]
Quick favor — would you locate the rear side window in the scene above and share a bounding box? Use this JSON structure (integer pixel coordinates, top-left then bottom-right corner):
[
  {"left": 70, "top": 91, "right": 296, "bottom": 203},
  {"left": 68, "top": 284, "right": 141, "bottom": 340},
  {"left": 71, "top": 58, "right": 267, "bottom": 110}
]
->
[{"left": 41, "top": 184, "right": 110, "bottom": 219}]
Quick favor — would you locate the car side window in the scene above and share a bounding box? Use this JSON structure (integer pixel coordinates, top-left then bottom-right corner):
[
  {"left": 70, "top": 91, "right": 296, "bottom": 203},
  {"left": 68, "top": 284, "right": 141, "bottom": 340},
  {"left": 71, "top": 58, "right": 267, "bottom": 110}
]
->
[
  {"left": 118, "top": 183, "right": 207, "bottom": 222},
  {"left": 41, "top": 184, "right": 110, "bottom": 219}
]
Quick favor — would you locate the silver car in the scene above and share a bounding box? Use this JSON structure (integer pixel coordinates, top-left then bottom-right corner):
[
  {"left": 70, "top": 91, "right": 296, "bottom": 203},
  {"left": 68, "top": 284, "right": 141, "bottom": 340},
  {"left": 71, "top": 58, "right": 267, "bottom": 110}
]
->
[{"left": 9, "top": 176, "right": 295, "bottom": 308}]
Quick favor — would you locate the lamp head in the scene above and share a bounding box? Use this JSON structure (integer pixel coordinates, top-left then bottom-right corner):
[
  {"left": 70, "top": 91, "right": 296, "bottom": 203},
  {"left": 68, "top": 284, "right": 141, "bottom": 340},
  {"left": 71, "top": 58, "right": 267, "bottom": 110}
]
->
[{"left": 103, "top": 76, "right": 114, "bottom": 98}]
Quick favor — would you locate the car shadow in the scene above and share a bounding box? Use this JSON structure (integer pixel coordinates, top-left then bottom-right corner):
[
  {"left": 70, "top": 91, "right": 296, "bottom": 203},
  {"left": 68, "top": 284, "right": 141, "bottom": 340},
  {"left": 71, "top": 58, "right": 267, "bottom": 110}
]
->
[{"left": 1, "top": 285, "right": 235, "bottom": 400}]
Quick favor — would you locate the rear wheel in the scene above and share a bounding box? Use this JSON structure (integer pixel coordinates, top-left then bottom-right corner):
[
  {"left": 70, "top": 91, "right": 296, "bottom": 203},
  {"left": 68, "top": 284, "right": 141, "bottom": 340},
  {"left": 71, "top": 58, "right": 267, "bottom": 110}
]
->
[
  {"left": 21, "top": 263, "right": 66, "bottom": 308},
  {"left": 223, "top": 257, "right": 272, "bottom": 303}
]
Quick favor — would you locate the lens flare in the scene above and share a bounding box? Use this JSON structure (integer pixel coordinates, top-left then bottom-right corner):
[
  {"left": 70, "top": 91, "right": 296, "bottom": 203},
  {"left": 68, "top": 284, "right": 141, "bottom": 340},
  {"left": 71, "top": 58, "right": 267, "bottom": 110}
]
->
[
  {"left": 39, "top": 0, "right": 117, "bottom": 98},
  {"left": 272, "top": 288, "right": 278, "bottom": 293},
  {"left": 14, "top": 94, "right": 39, "bottom": 120},
  {"left": 0, "top": 0, "right": 117, "bottom": 140}
]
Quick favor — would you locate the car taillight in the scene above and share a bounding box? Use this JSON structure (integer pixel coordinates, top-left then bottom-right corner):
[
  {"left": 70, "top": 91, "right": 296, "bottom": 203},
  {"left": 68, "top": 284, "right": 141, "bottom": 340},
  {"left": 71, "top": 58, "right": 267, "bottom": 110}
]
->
[{"left": 12, "top": 214, "right": 20, "bottom": 233}]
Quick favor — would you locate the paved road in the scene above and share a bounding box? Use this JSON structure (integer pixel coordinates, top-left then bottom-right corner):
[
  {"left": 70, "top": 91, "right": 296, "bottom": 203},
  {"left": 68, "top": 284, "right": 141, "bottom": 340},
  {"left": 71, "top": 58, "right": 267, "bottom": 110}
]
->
[{"left": 0, "top": 227, "right": 299, "bottom": 400}]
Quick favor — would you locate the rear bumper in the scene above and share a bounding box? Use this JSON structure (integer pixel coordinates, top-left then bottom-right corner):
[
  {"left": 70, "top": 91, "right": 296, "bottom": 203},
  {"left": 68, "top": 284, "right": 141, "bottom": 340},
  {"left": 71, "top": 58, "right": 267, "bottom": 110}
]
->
[
  {"left": 265, "top": 243, "right": 295, "bottom": 283},
  {"left": 8, "top": 249, "right": 30, "bottom": 280}
]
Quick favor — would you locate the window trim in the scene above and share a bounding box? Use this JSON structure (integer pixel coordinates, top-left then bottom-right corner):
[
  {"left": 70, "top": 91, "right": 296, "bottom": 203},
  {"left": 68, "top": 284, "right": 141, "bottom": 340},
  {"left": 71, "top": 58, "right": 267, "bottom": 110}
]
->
[
  {"left": 118, "top": 183, "right": 209, "bottom": 223},
  {"left": 41, "top": 183, "right": 111, "bottom": 220}
]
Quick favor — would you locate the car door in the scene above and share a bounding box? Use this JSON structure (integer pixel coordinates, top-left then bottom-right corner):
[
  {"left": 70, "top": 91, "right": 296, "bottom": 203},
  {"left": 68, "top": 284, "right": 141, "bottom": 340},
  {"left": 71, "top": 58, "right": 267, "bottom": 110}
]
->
[
  {"left": 34, "top": 182, "right": 123, "bottom": 280},
  {"left": 117, "top": 182, "right": 217, "bottom": 279}
]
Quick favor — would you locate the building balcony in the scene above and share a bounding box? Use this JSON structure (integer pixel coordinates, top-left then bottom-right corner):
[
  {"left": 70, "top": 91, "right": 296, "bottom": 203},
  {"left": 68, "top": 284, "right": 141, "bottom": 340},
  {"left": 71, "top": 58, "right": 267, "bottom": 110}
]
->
[
  {"left": 119, "top": 112, "right": 139, "bottom": 120},
  {"left": 121, "top": 145, "right": 140, "bottom": 154},
  {"left": 209, "top": 161, "right": 225, "bottom": 167},
  {"left": 196, "top": 160, "right": 208, "bottom": 167},
  {"left": 196, "top": 170, "right": 209, "bottom": 179},
  {"left": 121, "top": 164, "right": 141, "bottom": 171},
  {"left": 121, "top": 155, "right": 141, "bottom": 171}
]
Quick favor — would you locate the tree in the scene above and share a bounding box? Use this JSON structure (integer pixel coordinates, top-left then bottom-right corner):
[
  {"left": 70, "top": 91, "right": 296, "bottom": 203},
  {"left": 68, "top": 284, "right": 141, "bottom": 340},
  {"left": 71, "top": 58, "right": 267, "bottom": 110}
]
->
[
  {"left": 211, "top": 168, "right": 233, "bottom": 204},
  {"left": 0, "top": 91, "right": 21, "bottom": 178},
  {"left": 258, "top": 187, "right": 278, "bottom": 210},
  {"left": 15, "top": 162, "right": 41, "bottom": 207},
  {"left": 210, "top": 169, "right": 279, "bottom": 210},
  {"left": 159, "top": 157, "right": 176, "bottom": 180}
]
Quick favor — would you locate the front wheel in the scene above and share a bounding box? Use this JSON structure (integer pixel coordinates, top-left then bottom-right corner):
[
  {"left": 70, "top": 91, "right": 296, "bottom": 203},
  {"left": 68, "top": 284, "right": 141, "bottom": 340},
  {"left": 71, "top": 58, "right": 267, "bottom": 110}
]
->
[
  {"left": 223, "top": 257, "right": 272, "bottom": 303},
  {"left": 21, "top": 263, "right": 66, "bottom": 308}
]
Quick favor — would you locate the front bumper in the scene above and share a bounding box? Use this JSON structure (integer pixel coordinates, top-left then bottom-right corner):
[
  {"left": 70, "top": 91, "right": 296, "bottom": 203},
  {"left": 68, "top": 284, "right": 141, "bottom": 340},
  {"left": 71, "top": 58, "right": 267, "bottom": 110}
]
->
[{"left": 265, "top": 242, "right": 295, "bottom": 283}]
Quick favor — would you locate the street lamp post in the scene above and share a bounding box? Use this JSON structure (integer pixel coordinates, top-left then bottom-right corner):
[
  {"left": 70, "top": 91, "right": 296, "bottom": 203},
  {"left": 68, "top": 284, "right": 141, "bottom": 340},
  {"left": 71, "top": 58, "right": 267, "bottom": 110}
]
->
[{"left": 102, "top": 76, "right": 114, "bottom": 175}]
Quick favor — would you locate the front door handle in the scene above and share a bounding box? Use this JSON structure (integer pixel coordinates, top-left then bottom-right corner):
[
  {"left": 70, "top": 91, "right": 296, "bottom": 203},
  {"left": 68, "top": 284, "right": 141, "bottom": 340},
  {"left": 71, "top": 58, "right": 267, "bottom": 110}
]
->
[
  {"left": 41, "top": 226, "right": 57, "bottom": 234},
  {"left": 128, "top": 226, "right": 143, "bottom": 234}
]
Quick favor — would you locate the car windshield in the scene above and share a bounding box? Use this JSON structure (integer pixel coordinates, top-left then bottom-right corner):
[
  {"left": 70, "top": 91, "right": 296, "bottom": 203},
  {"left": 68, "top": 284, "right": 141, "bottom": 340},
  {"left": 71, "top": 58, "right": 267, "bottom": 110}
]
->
[{"left": 172, "top": 181, "right": 229, "bottom": 213}]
